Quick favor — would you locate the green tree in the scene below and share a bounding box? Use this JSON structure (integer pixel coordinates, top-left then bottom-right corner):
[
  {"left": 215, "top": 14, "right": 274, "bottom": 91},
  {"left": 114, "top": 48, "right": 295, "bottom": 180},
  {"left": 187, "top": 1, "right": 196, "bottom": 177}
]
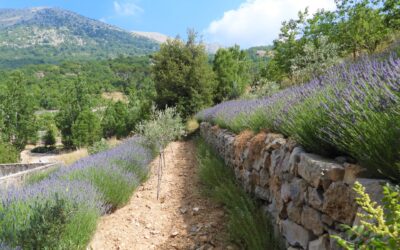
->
[
  {"left": 43, "top": 126, "right": 57, "bottom": 147},
  {"left": 268, "top": 9, "right": 308, "bottom": 83},
  {"left": 71, "top": 109, "right": 101, "bottom": 148},
  {"left": 382, "top": 0, "right": 400, "bottom": 30},
  {"left": 213, "top": 45, "right": 250, "bottom": 103},
  {"left": 336, "top": 0, "right": 389, "bottom": 57},
  {"left": 152, "top": 30, "right": 215, "bottom": 118},
  {"left": 56, "top": 78, "right": 91, "bottom": 148},
  {"left": 0, "top": 141, "right": 19, "bottom": 163},
  {"left": 101, "top": 101, "right": 129, "bottom": 138},
  {"left": 126, "top": 77, "right": 156, "bottom": 131},
  {"left": 0, "top": 71, "right": 37, "bottom": 150},
  {"left": 290, "top": 36, "right": 341, "bottom": 83}
]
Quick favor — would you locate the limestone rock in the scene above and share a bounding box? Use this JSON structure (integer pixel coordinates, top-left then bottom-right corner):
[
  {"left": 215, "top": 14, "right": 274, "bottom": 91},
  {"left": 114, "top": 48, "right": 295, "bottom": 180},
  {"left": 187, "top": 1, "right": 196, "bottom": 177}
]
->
[
  {"left": 298, "top": 153, "right": 345, "bottom": 188},
  {"left": 265, "top": 133, "right": 286, "bottom": 151},
  {"left": 281, "top": 181, "right": 291, "bottom": 203},
  {"left": 289, "top": 178, "right": 308, "bottom": 206},
  {"left": 301, "top": 206, "right": 324, "bottom": 236},
  {"left": 259, "top": 165, "right": 270, "bottom": 187},
  {"left": 321, "top": 214, "right": 334, "bottom": 226},
  {"left": 343, "top": 163, "right": 365, "bottom": 185},
  {"left": 307, "top": 187, "right": 323, "bottom": 211},
  {"left": 287, "top": 201, "right": 302, "bottom": 224},
  {"left": 270, "top": 149, "right": 282, "bottom": 176},
  {"left": 281, "top": 219, "right": 313, "bottom": 249},
  {"left": 254, "top": 186, "right": 270, "bottom": 201},
  {"left": 322, "top": 182, "right": 357, "bottom": 224},
  {"left": 252, "top": 151, "right": 269, "bottom": 171},
  {"left": 308, "top": 234, "right": 330, "bottom": 250},
  {"left": 288, "top": 147, "right": 305, "bottom": 175}
]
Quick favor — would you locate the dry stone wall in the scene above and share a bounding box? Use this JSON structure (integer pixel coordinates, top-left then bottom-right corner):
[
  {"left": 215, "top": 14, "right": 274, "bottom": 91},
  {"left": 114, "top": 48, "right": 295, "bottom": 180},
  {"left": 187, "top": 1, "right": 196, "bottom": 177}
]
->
[{"left": 200, "top": 122, "right": 387, "bottom": 250}]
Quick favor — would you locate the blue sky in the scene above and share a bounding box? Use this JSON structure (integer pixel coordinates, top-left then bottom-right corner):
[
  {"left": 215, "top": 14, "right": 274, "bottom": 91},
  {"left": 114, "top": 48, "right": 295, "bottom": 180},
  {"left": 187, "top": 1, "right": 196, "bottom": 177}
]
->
[{"left": 0, "top": 0, "right": 337, "bottom": 48}]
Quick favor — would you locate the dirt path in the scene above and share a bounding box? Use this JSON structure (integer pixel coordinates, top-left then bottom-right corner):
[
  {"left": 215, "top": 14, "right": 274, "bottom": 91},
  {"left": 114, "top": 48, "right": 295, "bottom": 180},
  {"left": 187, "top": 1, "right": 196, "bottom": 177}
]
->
[{"left": 89, "top": 141, "right": 236, "bottom": 250}]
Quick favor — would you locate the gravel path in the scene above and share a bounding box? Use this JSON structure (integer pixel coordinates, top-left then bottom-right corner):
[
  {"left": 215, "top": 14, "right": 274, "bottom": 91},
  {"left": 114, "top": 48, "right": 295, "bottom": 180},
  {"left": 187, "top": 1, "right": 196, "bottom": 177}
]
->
[{"left": 89, "top": 140, "right": 237, "bottom": 250}]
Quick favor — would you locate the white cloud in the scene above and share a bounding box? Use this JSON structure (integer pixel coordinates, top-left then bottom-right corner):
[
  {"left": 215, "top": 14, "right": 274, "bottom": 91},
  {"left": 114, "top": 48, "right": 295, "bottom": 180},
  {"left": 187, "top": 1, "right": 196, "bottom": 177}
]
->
[
  {"left": 113, "top": 0, "right": 143, "bottom": 17},
  {"left": 205, "top": 0, "right": 336, "bottom": 48}
]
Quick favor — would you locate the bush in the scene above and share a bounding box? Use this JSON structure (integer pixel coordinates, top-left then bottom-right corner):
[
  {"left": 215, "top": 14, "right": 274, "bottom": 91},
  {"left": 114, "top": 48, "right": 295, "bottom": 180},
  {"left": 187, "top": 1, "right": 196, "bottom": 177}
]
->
[
  {"left": 332, "top": 182, "right": 400, "bottom": 249},
  {"left": 195, "top": 138, "right": 283, "bottom": 250},
  {"left": 65, "top": 165, "right": 138, "bottom": 210},
  {"left": 0, "top": 180, "right": 103, "bottom": 250},
  {"left": 31, "top": 145, "right": 56, "bottom": 153},
  {"left": 43, "top": 126, "right": 57, "bottom": 147},
  {"left": 87, "top": 138, "right": 109, "bottom": 155},
  {"left": 16, "top": 194, "right": 69, "bottom": 249},
  {"left": 136, "top": 106, "right": 185, "bottom": 153},
  {"left": 0, "top": 142, "right": 19, "bottom": 163}
]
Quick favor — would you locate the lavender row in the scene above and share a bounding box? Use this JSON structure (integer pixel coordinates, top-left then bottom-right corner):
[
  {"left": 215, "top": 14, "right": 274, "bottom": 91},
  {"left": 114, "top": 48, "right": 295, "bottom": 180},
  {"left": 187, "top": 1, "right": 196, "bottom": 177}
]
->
[
  {"left": 197, "top": 54, "right": 400, "bottom": 181},
  {"left": 0, "top": 136, "right": 153, "bottom": 249}
]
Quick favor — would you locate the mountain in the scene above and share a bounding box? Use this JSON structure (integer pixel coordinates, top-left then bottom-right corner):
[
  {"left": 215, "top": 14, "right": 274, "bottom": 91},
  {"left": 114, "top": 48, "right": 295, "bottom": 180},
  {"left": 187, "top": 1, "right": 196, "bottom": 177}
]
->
[
  {"left": 132, "top": 31, "right": 170, "bottom": 44},
  {"left": 0, "top": 7, "right": 159, "bottom": 68}
]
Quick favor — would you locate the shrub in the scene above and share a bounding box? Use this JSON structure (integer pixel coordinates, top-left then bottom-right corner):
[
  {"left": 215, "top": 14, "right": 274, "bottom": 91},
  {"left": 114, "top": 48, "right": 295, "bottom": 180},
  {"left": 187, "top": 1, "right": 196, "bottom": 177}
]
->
[
  {"left": 136, "top": 106, "right": 185, "bottom": 153},
  {"left": 54, "top": 136, "right": 152, "bottom": 209},
  {"left": 0, "top": 180, "right": 104, "bottom": 250},
  {"left": 195, "top": 138, "right": 283, "bottom": 250},
  {"left": 87, "top": 138, "right": 109, "bottom": 155},
  {"left": 43, "top": 126, "right": 57, "bottom": 147},
  {"left": 65, "top": 165, "right": 138, "bottom": 209},
  {"left": 0, "top": 142, "right": 19, "bottom": 163},
  {"left": 332, "top": 182, "right": 400, "bottom": 249},
  {"left": 16, "top": 194, "right": 69, "bottom": 249}
]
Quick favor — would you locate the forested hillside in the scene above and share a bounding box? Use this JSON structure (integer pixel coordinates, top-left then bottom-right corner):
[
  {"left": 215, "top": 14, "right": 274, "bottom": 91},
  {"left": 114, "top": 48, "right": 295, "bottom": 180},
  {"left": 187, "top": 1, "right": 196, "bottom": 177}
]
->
[{"left": 0, "top": 7, "right": 159, "bottom": 68}]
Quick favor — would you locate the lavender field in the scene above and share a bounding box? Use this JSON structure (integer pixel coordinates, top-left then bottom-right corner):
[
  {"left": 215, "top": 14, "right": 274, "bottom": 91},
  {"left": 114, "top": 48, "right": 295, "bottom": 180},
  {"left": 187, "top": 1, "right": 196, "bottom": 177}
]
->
[
  {"left": 0, "top": 136, "right": 153, "bottom": 249},
  {"left": 197, "top": 54, "right": 400, "bottom": 182}
]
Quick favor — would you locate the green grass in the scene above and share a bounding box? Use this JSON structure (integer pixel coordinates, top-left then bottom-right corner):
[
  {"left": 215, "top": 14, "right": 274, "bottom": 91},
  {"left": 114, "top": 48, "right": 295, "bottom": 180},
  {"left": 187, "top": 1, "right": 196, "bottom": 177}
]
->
[
  {"left": 25, "top": 167, "right": 59, "bottom": 185},
  {"left": 195, "top": 137, "right": 283, "bottom": 250}
]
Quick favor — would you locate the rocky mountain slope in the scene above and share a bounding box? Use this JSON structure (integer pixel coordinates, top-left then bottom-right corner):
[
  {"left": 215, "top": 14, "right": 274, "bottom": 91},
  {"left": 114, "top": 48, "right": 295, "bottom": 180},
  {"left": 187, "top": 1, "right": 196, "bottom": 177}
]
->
[{"left": 0, "top": 7, "right": 159, "bottom": 68}]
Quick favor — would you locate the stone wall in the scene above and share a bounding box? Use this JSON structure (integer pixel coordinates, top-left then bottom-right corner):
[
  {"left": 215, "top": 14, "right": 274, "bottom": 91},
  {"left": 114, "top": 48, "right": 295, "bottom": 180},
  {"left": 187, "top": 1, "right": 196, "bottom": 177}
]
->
[
  {"left": 0, "top": 163, "right": 47, "bottom": 177},
  {"left": 200, "top": 122, "right": 386, "bottom": 250},
  {"left": 0, "top": 163, "right": 59, "bottom": 189}
]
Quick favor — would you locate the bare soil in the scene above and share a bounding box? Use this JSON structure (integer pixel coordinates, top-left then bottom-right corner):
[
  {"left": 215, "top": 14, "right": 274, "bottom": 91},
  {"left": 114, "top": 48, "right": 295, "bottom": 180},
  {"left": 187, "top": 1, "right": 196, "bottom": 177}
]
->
[{"left": 89, "top": 141, "right": 237, "bottom": 250}]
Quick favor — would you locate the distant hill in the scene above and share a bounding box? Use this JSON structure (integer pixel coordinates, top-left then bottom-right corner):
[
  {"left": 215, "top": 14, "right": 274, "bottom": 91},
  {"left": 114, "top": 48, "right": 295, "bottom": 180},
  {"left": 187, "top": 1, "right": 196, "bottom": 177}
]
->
[
  {"left": 132, "top": 31, "right": 169, "bottom": 44},
  {"left": 0, "top": 7, "right": 159, "bottom": 68},
  {"left": 245, "top": 45, "right": 273, "bottom": 62}
]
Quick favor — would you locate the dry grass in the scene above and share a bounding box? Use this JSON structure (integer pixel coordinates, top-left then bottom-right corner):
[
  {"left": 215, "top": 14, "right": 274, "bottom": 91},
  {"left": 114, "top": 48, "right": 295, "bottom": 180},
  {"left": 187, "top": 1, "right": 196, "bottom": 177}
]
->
[
  {"left": 186, "top": 118, "right": 199, "bottom": 134},
  {"left": 106, "top": 136, "right": 121, "bottom": 147},
  {"left": 248, "top": 132, "right": 268, "bottom": 162},
  {"left": 101, "top": 92, "right": 128, "bottom": 103},
  {"left": 234, "top": 130, "right": 254, "bottom": 155},
  {"left": 233, "top": 130, "right": 254, "bottom": 165},
  {"left": 57, "top": 148, "right": 88, "bottom": 165}
]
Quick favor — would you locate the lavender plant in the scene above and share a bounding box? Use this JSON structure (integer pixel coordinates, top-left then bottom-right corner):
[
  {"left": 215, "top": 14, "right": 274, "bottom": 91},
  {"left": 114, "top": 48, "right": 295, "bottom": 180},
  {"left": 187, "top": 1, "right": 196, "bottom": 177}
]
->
[
  {"left": 197, "top": 53, "right": 400, "bottom": 181},
  {"left": 0, "top": 135, "right": 153, "bottom": 249}
]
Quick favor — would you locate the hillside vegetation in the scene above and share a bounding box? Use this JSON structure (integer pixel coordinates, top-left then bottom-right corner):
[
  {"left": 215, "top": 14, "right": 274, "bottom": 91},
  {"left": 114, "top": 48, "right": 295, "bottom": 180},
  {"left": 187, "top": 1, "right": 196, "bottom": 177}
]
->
[{"left": 0, "top": 7, "right": 159, "bottom": 68}]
